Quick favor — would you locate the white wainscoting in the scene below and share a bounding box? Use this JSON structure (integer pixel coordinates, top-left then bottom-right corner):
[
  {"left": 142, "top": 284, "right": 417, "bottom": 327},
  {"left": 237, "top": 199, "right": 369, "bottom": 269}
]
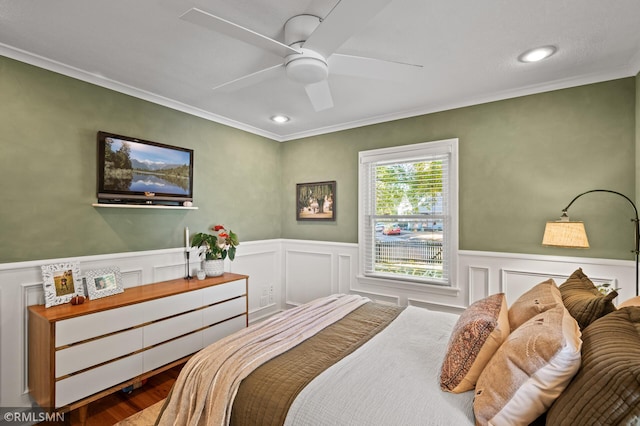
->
[
  {"left": 459, "top": 250, "right": 636, "bottom": 306},
  {"left": 0, "top": 239, "right": 635, "bottom": 409},
  {"left": 282, "top": 240, "right": 359, "bottom": 307},
  {"left": 280, "top": 241, "right": 635, "bottom": 313}
]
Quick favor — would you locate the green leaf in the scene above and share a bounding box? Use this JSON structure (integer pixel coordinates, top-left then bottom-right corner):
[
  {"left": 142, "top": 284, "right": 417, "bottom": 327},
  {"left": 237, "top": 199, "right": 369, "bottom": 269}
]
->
[{"left": 229, "top": 230, "right": 240, "bottom": 246}]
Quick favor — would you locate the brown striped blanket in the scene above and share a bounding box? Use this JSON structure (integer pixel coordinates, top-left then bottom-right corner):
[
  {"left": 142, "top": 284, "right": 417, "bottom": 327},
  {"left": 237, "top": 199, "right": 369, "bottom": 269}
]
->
[
  {"left": 231, "top": 300, "right": 403, "bottom": 425},
  {"left": 155, "top": 294, "right": 402, "bottom": 426}
]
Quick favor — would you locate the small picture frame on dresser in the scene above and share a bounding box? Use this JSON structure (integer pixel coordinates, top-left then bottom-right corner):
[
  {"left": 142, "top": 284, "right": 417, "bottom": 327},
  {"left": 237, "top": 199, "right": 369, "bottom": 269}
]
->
[
  {"left": 41, "top": 261, "right": 85, "bottom": 308},
  {"left": 85, "top": 266, "right": 124, "bottom": 300}
]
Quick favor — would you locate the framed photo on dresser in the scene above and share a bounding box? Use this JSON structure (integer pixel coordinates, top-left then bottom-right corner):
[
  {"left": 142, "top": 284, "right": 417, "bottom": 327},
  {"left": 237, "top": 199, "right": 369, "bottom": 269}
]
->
[
  {"left": 85, "top": 266, "right": 124, "bottom": 300},
  {"left": 41, "top": 261, "right": 84, "bottom": 308}
]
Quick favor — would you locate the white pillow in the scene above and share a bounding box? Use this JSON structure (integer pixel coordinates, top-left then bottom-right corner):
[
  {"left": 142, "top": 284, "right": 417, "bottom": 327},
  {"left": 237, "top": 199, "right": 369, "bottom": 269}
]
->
[{"left": 473, "top": 304, "right": 582, "bottom": 426}]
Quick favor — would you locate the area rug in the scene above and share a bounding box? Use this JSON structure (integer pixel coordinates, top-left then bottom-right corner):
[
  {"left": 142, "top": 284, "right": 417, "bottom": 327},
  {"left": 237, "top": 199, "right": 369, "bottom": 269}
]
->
[{"left": 114, "top": 399, "right": 165, "bottom": 425}]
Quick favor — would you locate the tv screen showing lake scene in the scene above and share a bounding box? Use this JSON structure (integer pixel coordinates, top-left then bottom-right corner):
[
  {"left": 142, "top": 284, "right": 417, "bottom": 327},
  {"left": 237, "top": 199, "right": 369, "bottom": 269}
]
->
[{"left": 99, "top": 133, "right": 192, "bottom": 198}]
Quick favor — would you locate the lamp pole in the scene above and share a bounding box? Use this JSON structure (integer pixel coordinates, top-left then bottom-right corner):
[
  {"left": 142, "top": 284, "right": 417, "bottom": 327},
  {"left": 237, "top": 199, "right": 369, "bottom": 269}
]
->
[{"left": 561, "top": 189, "right": 639, "bottom": 296}]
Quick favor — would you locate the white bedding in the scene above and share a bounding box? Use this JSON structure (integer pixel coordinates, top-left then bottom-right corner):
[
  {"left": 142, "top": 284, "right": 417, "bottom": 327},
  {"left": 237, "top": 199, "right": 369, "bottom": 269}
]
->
[{"left": 284, "top": 306, "right": 475, "bottom": 426}]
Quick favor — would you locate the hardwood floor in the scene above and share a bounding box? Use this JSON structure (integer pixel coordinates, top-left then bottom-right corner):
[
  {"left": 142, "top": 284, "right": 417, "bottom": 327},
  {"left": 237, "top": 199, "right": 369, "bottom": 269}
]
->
[{"left": 38, "top": 364, "right": 182, "bottom": 426}]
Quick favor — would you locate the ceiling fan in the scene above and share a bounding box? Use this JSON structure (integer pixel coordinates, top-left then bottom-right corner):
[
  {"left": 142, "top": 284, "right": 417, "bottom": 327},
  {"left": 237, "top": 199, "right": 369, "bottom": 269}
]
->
[{"left": 180, "top": 0, "right": 422, "bottom": 112}]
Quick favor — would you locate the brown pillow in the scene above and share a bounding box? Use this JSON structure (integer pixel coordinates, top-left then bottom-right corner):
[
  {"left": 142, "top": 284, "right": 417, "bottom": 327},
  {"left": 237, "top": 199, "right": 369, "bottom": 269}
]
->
[
  {"left": 508, "top": 278, "right": 562, "bottom": 331},
  {"left": 559, "top": 268, "right": 617, "bottom": 330},
  {"left": 546, "top": 307, "right": 640, "bottom": 425},
  {"left": 474, "top": 304, "right": 581, "bottom": 425},
  {"left": 440, "top": 293, "right": 510, "bottom": 393}
]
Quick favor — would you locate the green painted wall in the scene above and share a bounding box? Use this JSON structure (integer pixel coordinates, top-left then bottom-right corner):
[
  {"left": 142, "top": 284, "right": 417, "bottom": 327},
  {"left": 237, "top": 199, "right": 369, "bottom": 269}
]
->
[
  {"left": 0, "top": 54, "right": 636, "bottom": 264},
  {"left": 281, "top": 78, "right": 637, "bottom": 260},
  {"left": 0, "top": 56, "right": 282, "bottom": 263}
]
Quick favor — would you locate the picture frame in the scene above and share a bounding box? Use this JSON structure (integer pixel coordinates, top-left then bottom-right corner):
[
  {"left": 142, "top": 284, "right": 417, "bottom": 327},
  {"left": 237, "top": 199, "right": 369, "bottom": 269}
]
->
[
  {"left": 41, "top": 262, "right": 85, "bottom": 308},
  {"left": 84, "top": 266, "right": 124, "bottom": 300},
  {"left": 296, "top": 181, "right": 336, "bottom": 221}
]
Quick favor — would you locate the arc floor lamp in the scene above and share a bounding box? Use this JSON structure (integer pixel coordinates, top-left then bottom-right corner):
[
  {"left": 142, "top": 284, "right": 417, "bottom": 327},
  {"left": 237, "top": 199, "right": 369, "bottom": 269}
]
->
[{"left": 542, "top": 189, "right": 640, "bottom": 297}]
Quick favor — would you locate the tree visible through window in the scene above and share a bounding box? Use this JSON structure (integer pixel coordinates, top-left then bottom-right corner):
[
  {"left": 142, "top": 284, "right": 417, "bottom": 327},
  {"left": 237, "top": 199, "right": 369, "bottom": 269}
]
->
[{"left": 359, "top": 139, "right": 458, "bottom": 286}]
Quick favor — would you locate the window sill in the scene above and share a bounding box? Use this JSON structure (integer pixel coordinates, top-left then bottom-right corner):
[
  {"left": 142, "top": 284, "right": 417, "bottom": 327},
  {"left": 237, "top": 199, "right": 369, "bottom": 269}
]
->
[{"left": 356, "top": 274, "right": 460, "bottom": 296}]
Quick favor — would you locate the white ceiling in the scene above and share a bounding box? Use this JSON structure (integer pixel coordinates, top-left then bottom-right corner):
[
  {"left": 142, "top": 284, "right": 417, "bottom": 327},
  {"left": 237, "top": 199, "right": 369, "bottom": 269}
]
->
[{"left": 1, "top": 0, "right": 639, "bottom": 142}]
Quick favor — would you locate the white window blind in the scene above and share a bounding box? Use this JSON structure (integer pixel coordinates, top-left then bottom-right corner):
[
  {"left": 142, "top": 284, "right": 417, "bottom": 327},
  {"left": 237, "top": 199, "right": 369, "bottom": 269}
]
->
[{"left": 359, "top": 139, "right": 458, "bottom": 286}]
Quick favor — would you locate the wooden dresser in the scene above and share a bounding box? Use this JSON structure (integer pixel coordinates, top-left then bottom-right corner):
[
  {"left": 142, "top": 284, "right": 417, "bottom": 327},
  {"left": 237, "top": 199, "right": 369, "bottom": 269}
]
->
[{"left": 28, "top": 272, "right": 248, "bottom": 419}]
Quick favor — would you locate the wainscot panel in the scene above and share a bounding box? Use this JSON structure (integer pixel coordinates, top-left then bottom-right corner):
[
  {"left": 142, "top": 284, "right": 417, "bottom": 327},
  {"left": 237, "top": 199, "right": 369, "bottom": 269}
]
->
[
  {"left": 281, "top": 241, "right": 635, "bottom": 314},
  {"left": 458, "top": 250, "right": 635, "bottom": 306},
  {"left": 281, "top": 240, "right": 359, "bottom": 307}
]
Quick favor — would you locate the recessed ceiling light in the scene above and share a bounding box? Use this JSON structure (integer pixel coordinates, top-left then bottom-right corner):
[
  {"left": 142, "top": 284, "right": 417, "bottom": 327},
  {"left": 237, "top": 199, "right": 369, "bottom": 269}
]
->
[
  {"left": 271, "top": 115, "right": 290, "bottom": 123},
  {"left": 518, "top": 45, "right": 557, "bottom": 63}
]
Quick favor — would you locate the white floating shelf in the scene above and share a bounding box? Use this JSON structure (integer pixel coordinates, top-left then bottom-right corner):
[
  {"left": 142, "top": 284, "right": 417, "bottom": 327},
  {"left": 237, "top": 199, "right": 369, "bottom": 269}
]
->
[{"left": 92, "top": 203, "right": 198, "bottom": 210}]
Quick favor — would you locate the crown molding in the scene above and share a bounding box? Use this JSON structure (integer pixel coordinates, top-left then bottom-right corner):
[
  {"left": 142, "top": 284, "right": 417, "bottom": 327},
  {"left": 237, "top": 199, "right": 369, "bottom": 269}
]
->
[
  {"left": 2, "top": 43, "right": 636, "bottom": 143},
  {"left": 0, "top": 43, "right": 282, "bottom": 141}
]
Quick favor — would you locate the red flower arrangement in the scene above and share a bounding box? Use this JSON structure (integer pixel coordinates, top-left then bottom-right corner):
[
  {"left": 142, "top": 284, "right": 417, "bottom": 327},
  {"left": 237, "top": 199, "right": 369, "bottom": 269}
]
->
[{"left": 191, "top": 225, "right": 239, "bottom": 261}]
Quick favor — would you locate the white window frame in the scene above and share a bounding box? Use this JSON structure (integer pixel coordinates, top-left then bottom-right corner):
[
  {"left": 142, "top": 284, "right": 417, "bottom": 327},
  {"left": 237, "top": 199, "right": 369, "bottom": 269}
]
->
[{"left": 357, "top": 138, "right": 459, "bottom": 290}]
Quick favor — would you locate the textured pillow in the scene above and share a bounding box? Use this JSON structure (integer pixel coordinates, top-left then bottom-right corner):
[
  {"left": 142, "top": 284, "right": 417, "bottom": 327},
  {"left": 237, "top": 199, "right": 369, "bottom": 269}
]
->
[
  {"left": 547, "top": 307, "right": 640, "bottom": 425},
  {"left": 440, "top": 293, "right": 510, "bottom": 393},
  {"left": 559, "top": 268, "right": 617, "bottom": 330},
  {"left": 508, "top": 278, "right": 562, "bottom": 331},
  {"left": 473, "top": 304, "right": 582, "bottom": 426}
]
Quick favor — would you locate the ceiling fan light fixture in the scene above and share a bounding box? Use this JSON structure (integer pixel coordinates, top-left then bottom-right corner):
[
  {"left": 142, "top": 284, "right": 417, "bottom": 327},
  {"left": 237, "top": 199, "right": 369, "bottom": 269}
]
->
[
  {"left": 285, "top": 48, "right": 329, "bottom": 84},
  {"left": 271, "top": 115, "right": 290, "bottom": 123},
  {"left": 518, "top": 45, "right": 557, "bottom": 63}
]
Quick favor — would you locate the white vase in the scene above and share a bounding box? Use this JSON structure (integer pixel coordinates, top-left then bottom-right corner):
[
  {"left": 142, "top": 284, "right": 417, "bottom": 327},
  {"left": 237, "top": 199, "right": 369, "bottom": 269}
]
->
[{"left": 203, "top": 259, "right": 224, "bottom": 277}]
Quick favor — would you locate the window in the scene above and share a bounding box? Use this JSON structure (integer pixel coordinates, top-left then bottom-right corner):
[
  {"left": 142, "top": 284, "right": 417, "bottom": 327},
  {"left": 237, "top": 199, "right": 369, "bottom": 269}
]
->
[{"left": 358, "top": 139, "right": 458, "bottom": 286}]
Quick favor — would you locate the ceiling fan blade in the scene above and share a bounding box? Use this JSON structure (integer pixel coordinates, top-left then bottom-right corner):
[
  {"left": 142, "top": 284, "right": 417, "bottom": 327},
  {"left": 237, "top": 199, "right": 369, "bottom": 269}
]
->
[
  {"left": 180, "top": 8, "right": 300, "bottom": 58},
  {"left": 329, "top": 54, "right": 423, "bottom": 81},
  {"left": 213, "top": 64, "right": 283, "bottom": 92},
  {"left": 304, "top": 80, "right": 334, "bottom": 111},
  {"left": 303, "top": 0, "right": 392, "bottom": 58}
]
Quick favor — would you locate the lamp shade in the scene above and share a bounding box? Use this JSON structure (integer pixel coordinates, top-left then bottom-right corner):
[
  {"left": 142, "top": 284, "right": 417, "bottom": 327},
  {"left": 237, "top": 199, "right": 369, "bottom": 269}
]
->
[{"left": 542, "top": 221, "right": 590, "bottom": 248}]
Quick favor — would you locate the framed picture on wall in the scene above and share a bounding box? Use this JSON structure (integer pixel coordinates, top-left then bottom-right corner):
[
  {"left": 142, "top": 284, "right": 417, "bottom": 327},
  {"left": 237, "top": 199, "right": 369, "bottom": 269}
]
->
[
  {"left": 296, "top": 181, "right": 336, "bottom": 221},
  {"left": 85, "top": 266, "right": 124, "bottom": 300},
  {"left": 41, "top": 261, "right": 85, "bottom": 308}
]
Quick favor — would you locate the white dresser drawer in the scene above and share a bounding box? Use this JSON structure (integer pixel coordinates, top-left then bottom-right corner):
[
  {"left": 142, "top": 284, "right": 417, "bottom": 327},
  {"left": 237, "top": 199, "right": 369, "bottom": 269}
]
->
[
  {"left": 202, "top": 315, "right": 247, "bottom": 348},
  {"left": 140, "top": 290, "right": 204, "bottom": 323},
  {"left": 202, "top": 296, "right": 247, "bottom": 327},
  {"left": 143, "top": 309, "right": 202, "bottom": 347},
  {"left": 56, "top": 303, "right": 143, "bottom": 347},
  {"left": 57, "top": 288, "right": 205, "bottom": 347},
  {"left": 201, "top": 280, "right": 246, "bottom": 305},
  {"left": 55, "top": 353, "right": 143, "bottom": 408},
  {"left": 56, "top": 328, "right": 143, "bottom": 378},
  {"left": 143, "top": 332, "right": 202, "bottom": 373}
]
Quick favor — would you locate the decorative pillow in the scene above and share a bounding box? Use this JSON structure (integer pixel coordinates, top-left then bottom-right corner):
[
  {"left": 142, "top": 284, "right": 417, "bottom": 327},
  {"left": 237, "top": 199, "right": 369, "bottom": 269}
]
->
[
  {"left": 546, "top": 307, "right": 640, "bottom": 425},
  {"left": 473, "top": 304, "right": 582, "bottom": 426},
  {"left": 559, "top": 268, "right": 617, "bottom": 330},
  {"left": 508, "top": 278, "right": 562, "bottom": 331},
  {"left": 440, "top": 293, "right": 510, "bottom": 393}
]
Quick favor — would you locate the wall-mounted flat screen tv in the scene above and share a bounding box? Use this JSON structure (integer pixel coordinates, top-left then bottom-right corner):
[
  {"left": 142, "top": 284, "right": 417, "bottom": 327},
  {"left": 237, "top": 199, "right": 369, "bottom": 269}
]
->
[{"left": 97, "top": 131, "right": 193, "bottom": 205}]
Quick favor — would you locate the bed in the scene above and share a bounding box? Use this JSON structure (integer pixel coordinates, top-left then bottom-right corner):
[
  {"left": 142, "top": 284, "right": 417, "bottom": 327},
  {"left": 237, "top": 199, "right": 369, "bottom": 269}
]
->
[{"left": 155, "top": 268, "right": 640, "bottom": 426}]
